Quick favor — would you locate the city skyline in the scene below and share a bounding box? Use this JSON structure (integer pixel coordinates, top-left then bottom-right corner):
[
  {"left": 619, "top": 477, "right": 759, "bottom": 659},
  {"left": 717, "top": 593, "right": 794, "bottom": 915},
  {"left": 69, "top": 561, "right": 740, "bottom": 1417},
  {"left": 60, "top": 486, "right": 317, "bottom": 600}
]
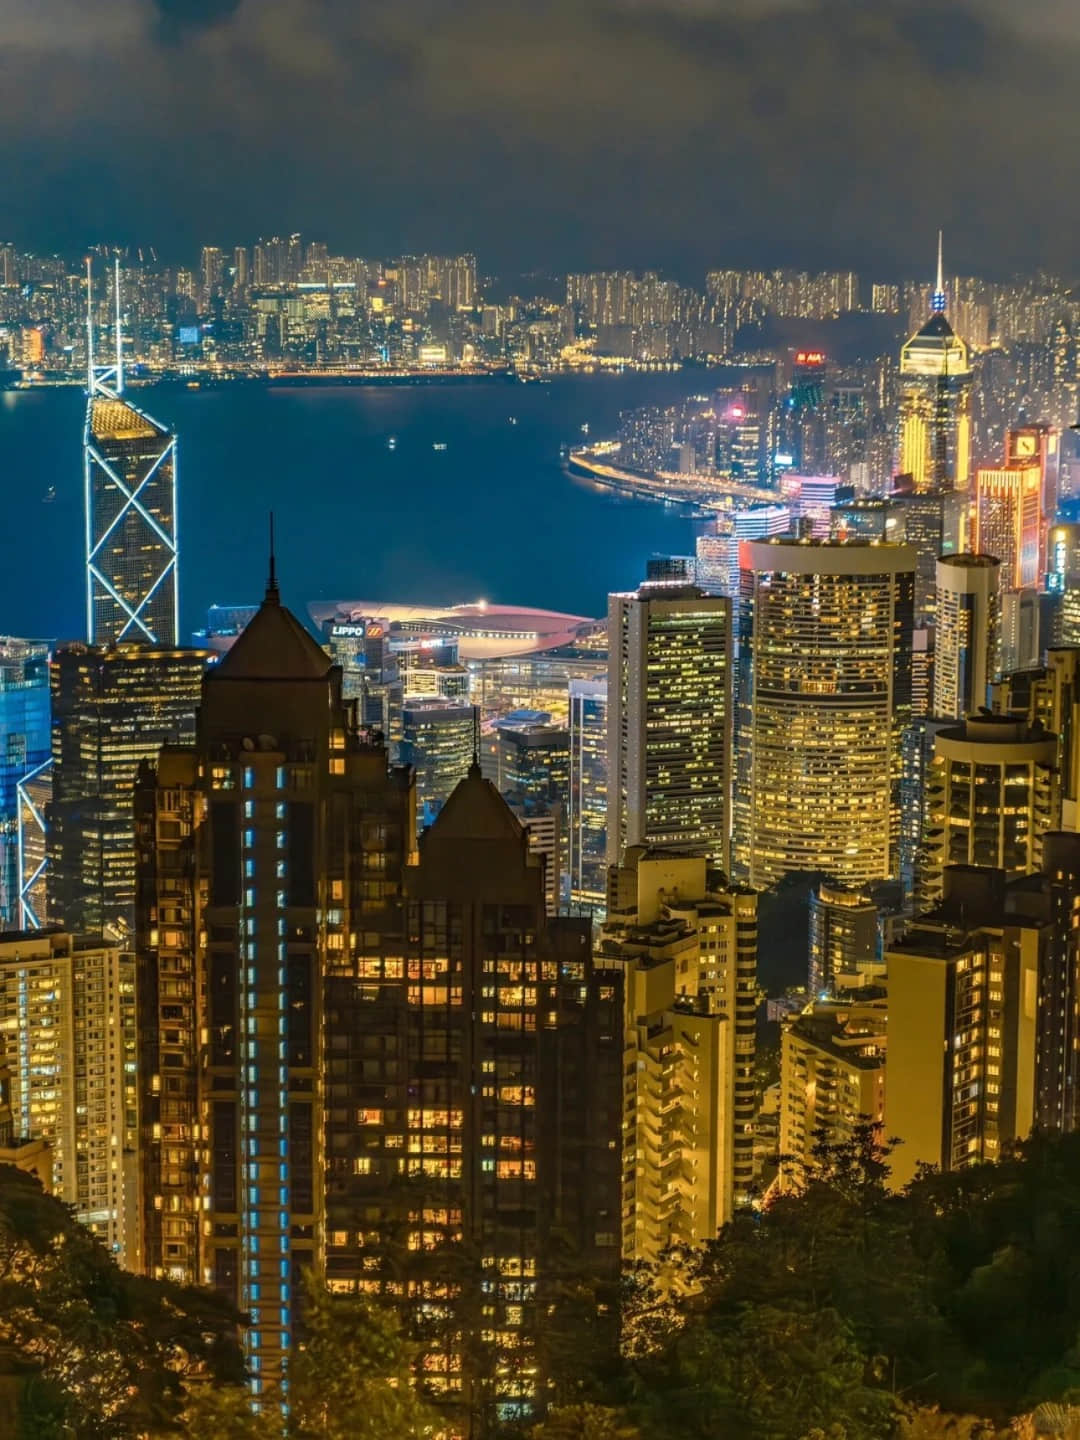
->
[{"left": 3, "top": 4, "right": 1080, "bottom": 278}]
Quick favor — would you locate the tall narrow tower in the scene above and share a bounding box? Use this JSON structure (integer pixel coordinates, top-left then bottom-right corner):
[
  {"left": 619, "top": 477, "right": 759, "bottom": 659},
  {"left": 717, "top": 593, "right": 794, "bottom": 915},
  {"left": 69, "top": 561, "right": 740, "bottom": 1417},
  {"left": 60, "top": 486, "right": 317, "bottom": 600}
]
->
[
  {"left": 896, "top": 234, "right": 973, "bottom": 493},
  {"left": 84, "top": 258, "right": 179, "bottom": 646}
]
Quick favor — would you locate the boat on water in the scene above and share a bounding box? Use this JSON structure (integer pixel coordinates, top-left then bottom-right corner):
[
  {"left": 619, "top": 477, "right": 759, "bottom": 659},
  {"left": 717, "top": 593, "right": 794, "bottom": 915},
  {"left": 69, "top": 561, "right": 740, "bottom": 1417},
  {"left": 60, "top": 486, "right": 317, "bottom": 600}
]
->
[
  {"left": 42, "top": 485, "right": 56, "bottom": 504},
  {"left": 433, "top": 442, "right": 448, "bottom": 452},
  {"left": 387, "top": 436, "right": 398, "bottom": 451},
  {"left": 508, "top": 416, "right": 518, "bottom": 426}
]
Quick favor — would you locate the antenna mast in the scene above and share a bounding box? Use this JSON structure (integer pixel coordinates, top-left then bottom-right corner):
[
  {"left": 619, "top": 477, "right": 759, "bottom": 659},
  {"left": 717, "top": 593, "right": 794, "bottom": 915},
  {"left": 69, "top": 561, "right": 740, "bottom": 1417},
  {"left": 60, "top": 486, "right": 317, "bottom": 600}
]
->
[{"left": 114, "top": 257, "right": 124, "bottom": 395}]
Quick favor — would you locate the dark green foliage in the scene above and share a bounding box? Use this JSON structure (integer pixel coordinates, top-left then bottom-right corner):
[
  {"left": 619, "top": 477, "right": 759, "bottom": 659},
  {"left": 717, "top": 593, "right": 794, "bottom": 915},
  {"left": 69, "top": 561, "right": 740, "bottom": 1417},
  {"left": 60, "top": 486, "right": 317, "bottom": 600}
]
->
[
  {"left": 572, "top": 1129, "right": 1080, "bottom": 1440},
  {"left": 0, "top": 1164, "right": 245, "bottom": 1438}
]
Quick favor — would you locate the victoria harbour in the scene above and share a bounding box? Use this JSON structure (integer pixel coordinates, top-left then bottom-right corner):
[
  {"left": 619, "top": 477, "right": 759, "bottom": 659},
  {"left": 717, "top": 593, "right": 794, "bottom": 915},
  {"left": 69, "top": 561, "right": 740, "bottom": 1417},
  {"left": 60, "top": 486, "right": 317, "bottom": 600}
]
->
[{"left": 0, "top": 372, "right": 702, "bottom": 641}]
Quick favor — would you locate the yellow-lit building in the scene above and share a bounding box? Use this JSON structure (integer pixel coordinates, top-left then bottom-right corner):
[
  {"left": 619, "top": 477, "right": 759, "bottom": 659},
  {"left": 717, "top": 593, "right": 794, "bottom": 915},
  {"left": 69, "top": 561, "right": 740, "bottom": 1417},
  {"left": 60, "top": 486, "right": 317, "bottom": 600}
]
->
[
  {"left": 991, "top": 647, "right": 1080, "bottom": 830},
  {"left": 737, "top": 538, "right": 915, "bottom": 889},
  {"left": 919, "top": 714, "right": 1059, "bottom": 911},
  {"left": 599, "top": 848, "right": 757, "bottom": 1262},
  {"left": 974, "top": 463, "right": 1042, "bottom": 592},
  {"left": 896, "top": 244, "right": 972, "bottom": 493},
  {"left": 0, "top": 932, "right": 137, "bottom": 1263},
  {"left": 607, "top": 584, "right": 732, "bottom": 872},
  {"left": 884, "top": 847, "right": 1080, "bottom": 1188},
  {"left": 933, "top": 554, "right": 1001, "bottom": 721},
  {"left": 778, "top": 993, "right": 886, "bottom": 1193}
]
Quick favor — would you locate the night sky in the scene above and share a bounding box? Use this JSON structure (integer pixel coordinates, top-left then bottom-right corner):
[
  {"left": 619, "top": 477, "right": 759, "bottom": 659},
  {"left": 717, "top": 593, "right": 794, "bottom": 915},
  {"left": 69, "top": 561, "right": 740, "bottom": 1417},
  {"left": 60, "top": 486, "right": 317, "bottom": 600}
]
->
[{"left": 2, "top": 0, "right": 1078, "bottom": 278}]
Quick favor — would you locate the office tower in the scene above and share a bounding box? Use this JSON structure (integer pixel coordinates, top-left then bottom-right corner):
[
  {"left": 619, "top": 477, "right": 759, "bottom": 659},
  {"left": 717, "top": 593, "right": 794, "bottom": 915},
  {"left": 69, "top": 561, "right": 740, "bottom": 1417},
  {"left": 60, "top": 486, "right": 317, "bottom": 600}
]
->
[
  {"left": 135, "top": 573, "right": 415, "bottom": 1403},
  {"left": 887, "top": 843, "right": 1080, "bottom": 1188},
  {"left": 569, "top": 679, "right": 608, "bottom": 916},
  {"left": 778, "top": 993, "right": 886, "bottom": 1192},
  {"left": 896, "top": 237, "right": 973, "bottom": 493},
  {"left": 84, "top": 260, "right": 179, "bottom": 647},
  {"left": 48, "top": 643, "right": 208, "bottom": 939},
  {"left": 889, "top": 488, "right": 968, "bottom": 627},
  {"left": 645, "top": 555, "right": 697, "bottom": 584},
  {"left": 1048, "top": 523, "right": 1080, "bottom": 643},
  {"left": 0, "top": 639, "right": 51, "bottom": 930},
  {"left": 400, "top": 697, "right": 475, "bottom": 829},
  {"left": 1001, "top": 588, "right": 1042, "bottom": 675},
  {"left": 1006, "top": 424, "right": 1059, "bottom": 558},
  {"left": 700, "top": 504, "right": 792, "bottom": 599},
  {"left": 602, "top": 848, "right": 757, "bottom": 1256},
  {"left": 779, "top": 474, "right": 852, "bottom": 537},
  {"left": 0, "top": 932, "right": 138, "bottom": 1263},
  {"left": 494, "top": 718, "right": 570, "bottom": 809},
  {"left": 738, "top": 539, "right": 915, "bottom": 889},
  {"left": 323, "top": 769, "right": 622, "bottom": 1433},
  {"left": 919, "top": 714, "right": 1059, "bottom": 911},
  {"left": 607, "top": 584, "right": 732, "bottom": 871},
  {"left": 807, "top": 882, "right": 879, "bottom": 994},
  {"left": 232, "top": 246, "right": 250, "bottom": 293},
  {"left": 974, "top": 459, "right": 1042, "bottom": 591},
  {"left": 933, "top": 555, "right": 1001, "bottom": 720}
]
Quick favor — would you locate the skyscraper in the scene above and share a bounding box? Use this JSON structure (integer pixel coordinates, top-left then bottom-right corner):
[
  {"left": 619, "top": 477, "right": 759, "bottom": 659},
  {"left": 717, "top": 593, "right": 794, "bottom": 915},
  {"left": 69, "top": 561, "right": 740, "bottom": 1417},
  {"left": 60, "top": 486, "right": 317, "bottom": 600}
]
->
[
  {"left": 602, "top": 848, "right": 757, "bottom": 1256},
  {"left": 0, "top": 931, "right": 139, "bottom": 1264},
  {"left": 48, "top": 643, "right": 209, "bottom": 938},
  {"left": 322, "top": 768, "right": 622, "bottom": 1433},
  {"left": 607, "top": 584, "right": 732, "bottom": 871},
  {"left": 0, "top": 639, "right": 51, "bottom": 930},
  {"left": 738, "top": 539, "right": 915, "bottom": 888},
  {"left": 400, "top": 697, "right": 475, "bottom": 829},
  {"left": 896, "top": 236, "right": 972, "bottom": 493},
  {"left": 919, "top": 714, "right": 1059, "bottom": 910},
  {"left": 887, "top": 843, "right": 1080, "bottom": 1188},
  {"left": 84, "top": 260, "right": 179, "bottom": 647},
  {"left": 135, "top": 572, "right": 415, "bottom": 1405},
  {"left": 974, "top": 458, "right": 1042, "bottom": 591},
  {"left": 568, "top": 678, "right": 608, "bottom": 915},
  {"left": 933, "top": 554, "right": 1001, "bottom": 721},
  {"left": 807, "top": 882, "right": 880, "bottom": 994}
]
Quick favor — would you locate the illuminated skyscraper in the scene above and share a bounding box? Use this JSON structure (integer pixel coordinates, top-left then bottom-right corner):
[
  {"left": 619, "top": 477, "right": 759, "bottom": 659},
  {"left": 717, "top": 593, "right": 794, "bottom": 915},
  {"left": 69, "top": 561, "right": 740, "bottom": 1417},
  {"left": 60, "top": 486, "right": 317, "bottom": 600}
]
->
[
  {"left": 607, "top": 584, "right": 732, "bottom": 871},
  {"left": 919, "top": 714, "right": 1059, "bottom": 911},
  {"left": 974, "top": 458, "right": 1042, "bottom": 591},
  {"left": 322, "top": 769, "right": 622, "bottom": 1432},
  {"left": 48, "top": 643, "right": 208, "bottom": 938},
  {"left": 0, "top": 639, "right": 51, "bottom": 930},
  {"left": 896, "top": 235, "right": 972, "bottom": 493},
  {"left": 569, "top": 678, "right": 608, "bottom": 915},
  {"left": 933, "top": 554, "right": 1001, "bottom": 720},
  {"left": 135, "top": 573, "right": 415, "bottom": 1405},
  {"left": 0, "top": 931, "right": 139, "bottom": 1264},
  {"left": 807, "top": 882, "right": 879, "bottom": 994},
  {"left": 400, "top": 697, "right": 475, "bottom": 829},
  {"left": 738, "top": 539, "right": 915, "bottom": 889},
  {"left": 603, "top": 848, "right": 757, "bottom": 1256},
  {"left": 84, "top": 259, "right": 179, "bottom": 646}
]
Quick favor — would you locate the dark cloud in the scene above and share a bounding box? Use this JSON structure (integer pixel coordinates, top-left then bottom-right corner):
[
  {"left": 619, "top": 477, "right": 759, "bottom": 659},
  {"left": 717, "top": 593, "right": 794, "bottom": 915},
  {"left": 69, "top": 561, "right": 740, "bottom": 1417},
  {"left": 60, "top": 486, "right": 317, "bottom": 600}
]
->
[
  {"left": 153, "top": 0, "right": 243, "bottom": 38},
  {"left": 0, "top": 0, "right": 1077, "bottom": 279}
]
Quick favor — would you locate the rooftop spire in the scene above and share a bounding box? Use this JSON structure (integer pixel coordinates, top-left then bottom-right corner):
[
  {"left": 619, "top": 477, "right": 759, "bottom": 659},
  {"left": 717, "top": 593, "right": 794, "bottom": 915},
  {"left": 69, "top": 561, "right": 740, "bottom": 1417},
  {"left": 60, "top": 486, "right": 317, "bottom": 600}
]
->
[
  {"left": 266, "top": 512, "right": 280, "bottom": 603},
  {"left": 114, "top": 256, "right": 124, "bottom": 396},
  {"left": 85, "top": 257, "right": 94, "bottom": 392},
  {"left": 469, "top": 705, "right": 482, "bottom": 779},
  {"left": 932, "top": 229, "right": 947, "bottom": 315}
]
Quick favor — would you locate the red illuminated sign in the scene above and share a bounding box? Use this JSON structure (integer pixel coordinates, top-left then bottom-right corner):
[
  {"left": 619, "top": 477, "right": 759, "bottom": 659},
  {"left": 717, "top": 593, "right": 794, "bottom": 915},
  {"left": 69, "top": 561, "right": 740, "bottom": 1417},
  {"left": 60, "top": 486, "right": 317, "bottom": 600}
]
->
[{"left": 794, "top": 351, "right": 826, "bottom": 366}]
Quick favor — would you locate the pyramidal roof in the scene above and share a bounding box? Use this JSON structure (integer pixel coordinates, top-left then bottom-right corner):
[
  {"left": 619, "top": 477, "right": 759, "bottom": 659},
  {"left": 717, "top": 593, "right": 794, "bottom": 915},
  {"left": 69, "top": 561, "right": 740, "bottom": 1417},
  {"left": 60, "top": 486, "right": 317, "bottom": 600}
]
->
[
  {"left": 211, "top": 583, "right": 332, "bottom": 682},
  {"left": 913, "top": 312, "right": 956, "bottom": 342},
  {"left": 425, "top": 766, "right": 527, "bottom": 846}
]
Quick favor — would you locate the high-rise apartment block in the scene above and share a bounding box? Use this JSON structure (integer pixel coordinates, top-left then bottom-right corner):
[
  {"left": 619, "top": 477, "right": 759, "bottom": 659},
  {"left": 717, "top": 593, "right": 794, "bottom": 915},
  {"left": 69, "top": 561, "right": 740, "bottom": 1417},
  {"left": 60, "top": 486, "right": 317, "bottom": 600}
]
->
[
  {"left": 49, "top": 644, "right": 208, "bottom": 939},
  {"left": 607, "top": 584, "right": 732, "bottom": 871},
  {"left": 600, "top": 848, "right": 757, "bottom": 1258},
  {"left": 933, "top": 554, "right": 1001, "bottom": 720},
  {"left": 737, "top": 539, "right": 914, "bottom": 888},
  {"left": 322, "top": 771, "right": 622, "bottom": 1430},
  {"left": 807, "top": 882, "right": 880, "bottom": 994},
  {"left": 135, "top": 579, "right": 414, "bottom": 1402},
  {"left": 888, "top": 842, "right": 1080, "bottom": 1188},
  {"left": 919, "top": 714, "right": 1059, "bottom": 911},
  {"left": 0, "top": 931, "right": 138, "bottom": 1263},
  {"left": 778, "top": 993, "right": 887, "bottom": 1192},
  {"left": 0, "top": 639, "right": 51, "bottom": 931}
]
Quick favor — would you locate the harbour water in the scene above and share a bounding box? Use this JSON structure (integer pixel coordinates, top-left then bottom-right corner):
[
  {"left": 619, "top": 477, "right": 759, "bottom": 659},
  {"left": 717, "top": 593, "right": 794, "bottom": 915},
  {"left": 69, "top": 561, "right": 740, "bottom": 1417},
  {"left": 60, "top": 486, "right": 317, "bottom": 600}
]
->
[{"left": 0, "top": 372, "right": 709, "bottom": 642}]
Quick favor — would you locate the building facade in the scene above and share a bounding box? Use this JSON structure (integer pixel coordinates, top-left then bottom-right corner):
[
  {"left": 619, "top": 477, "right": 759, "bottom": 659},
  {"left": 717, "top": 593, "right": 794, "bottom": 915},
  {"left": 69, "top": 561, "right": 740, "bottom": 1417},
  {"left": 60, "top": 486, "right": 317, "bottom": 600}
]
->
[
  {"left": 0, "top": 931, "right": 138, "bottom": 1263},
  {"left": 568, "top": 678, "right": 608, "bottom": 916},
  {"left": 0, "top": 639, "right": 51, "bottom": 931},
  {"left": 737, "top": 539, "right": 915, "bottom": 888},
  {"left": 49, "top": 644, "right": 208, "bottom": 940},
  {"left": 933, "top": 554, "right": 1001, "bottom": 721},
  {"left": 607, "top": 584, "right": 732, "bottom": 872}
]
